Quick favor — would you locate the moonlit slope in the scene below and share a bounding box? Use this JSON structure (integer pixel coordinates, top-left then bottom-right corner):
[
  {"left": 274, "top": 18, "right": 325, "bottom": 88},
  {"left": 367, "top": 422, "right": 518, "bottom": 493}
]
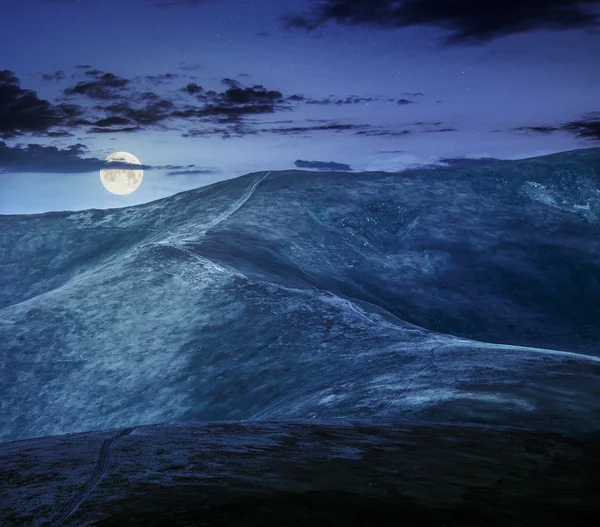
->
[{"left": 0, "top": 148, "right": 599, "bottom": 442}]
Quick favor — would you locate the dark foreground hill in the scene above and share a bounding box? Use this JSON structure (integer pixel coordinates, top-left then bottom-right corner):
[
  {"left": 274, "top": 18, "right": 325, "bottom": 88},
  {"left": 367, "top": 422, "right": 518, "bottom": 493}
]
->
[
  {"left": 1, "top": 420, "right": 599, "bottom": 527},
  {"left": 0, "top": 148, "right": 599, "bottom": 442}
]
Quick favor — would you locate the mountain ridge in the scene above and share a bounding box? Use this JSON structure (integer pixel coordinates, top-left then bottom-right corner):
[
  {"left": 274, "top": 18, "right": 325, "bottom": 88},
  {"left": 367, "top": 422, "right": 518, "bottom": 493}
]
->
[{"left": 1, "top": 147, "right": 599, "bottom": 442}]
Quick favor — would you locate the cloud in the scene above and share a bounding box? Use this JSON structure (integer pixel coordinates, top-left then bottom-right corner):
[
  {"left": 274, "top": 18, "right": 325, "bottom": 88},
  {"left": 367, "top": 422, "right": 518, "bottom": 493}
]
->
[
  {"left": 305, "top": 96, "right": 376, "bottom": 105},
  {"left": 0, "top": 141, "right": 206, "bottom": 172},
  {"left": 182, "top": 82, "right": 203, "bottom": 94},
  {"left": 174, "top": 82, "right": 293, "bottom": 127},
  {"left": 88, "top": 126, "right": 143, "bottom": 134},
  {"left": 425, "top": 127, "right": 456, "bottom": 132},
  {"left": 182, "top": 121, "right": 352, "bottom": 139},
  {"left": 283, "top": 0, "right": 600, "bottom": 44},
  {"left": 174, "top": 103, "right": 279, "bottom": 120},
  {"left": 145, "top": 73, "right": 179, "bottom": 84},
  {"left": 41, "top": 71, "right": 66, "bottom": 81},
  {"left": 0, "top": 141, "right": 154, "bottom": 173},
  {"left": 101, "top": 98, "right": 175, "bottom": 126},
  {"left": 355, "top": 128, "right": 411, "bottom": 137},
  {"left": 396, "top": 98, "right": 414, "bottom": 105},
  {"left": 563, "top": 114, "right": 600, "bottom": 140},
  {"left": 295, "top": 159, "right": 353, "bottom": 171},
  {"left": 83, "top": 69, "right": 104, "bottom": 77},
  {"left": 182, "top": 119, "right": 445, "bottom": 139},
  {"left": 7, "top": 65, "right": 416, "bottom": 142},
  {"left": 166, "top": 168, "right": 219, "bottom": 176},
  {"left": 221, "top": 84, "right": 284, "bottom": 104},
  {"left": 263, "top": 123, "right": 367, "bottom": 135},
  {"left": 64, "top": 72, "right": 131, "bottom": 99},
  {"left": 92, "top": 116, "right": 134, "bottom": 127},
  {"left": 515, "top": 112, "right": 600, "bottom": 141},
  {"left": 221, "top": 78, "right": 242, "bottom": 89},
  {"left": 45, "top": 130, "right": 75, "bottom": 137},
  {"left": 46, "top": 69, "right": 303, "bottom": 136},
  {"left": 0, "top": 70, "right": 78, "bottom": 138}
]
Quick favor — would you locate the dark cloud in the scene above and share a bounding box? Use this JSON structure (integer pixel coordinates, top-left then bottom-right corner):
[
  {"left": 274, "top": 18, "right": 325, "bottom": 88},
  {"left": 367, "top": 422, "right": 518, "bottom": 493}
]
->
[
  {"left": 162, "top": 164, "right": 195, "bottom": 170},
  {"left": 182, "top": 82, "right": 203, "bottom": 94},
  {"left": 182, "top": 117, "right": 454, "bottom": 139},
  {"left": 221, "top": 78, "right": 242, "bottom": 89},
  {"left": 166, "top": 168, "right": 219, "bottom": 176},
  {"left": 173, "top": 103, "right": 276, "bottom": 120},
  {"left": 41, "top": 71, "right": 66, "bottom": 82},
  {"left": 221, "top": 85, "right": 283, "bottom": 104},
  {"left": 397, "top": 98, "right": 414, "bottom": 105},
  {"left": 425, "top": 127, "right": 456, "bottom": 132},
  {"left": 283, "top": 0, "right": 600, "bottom": 44},
  {"left": 140, "top": 91, "right": 162, "bottom": 100},
  {"left": 563, "top": 113, "right": 600, "bottom": 140},
  {"left": 262, "top": 119, "right": 295, "bottom": 124},
  {"left": 145, "top": 73, "right": 179, "bottom": 84},
  {"left": 44, "top": 130, "right": 75, "bottom": 137},
  {"left": 6, "top": 65, "right": 410, "bottom": 142},
  {"left": 101, "top": 98, "right": 174, "bottom": 126},
  {"left": 174, "top": 83, "right": 292, "bottom": 127},
  {"left": 305, "top": 96, "right": 375, "bottom": 105},
  {"left": 64, "top": 72, "right": 131, "bottom": 99},
  {"left": 0, "top": 70, "right": 74, "bottom": 138},
  {"left": 183, "top": 121, "right": 257, "bottom": 139},
  {"left": 74, "top": 64, "right": 93, "bottom": 69},
  {"left": 177, "top": 82, "right": 295, "bottom": 131},
  {"left": 88, "top": 126, "right": 143, "bottom": 134},
  {"left": 0, "top": 141, "right": 150, "bottom": 172},
  {"left": 92, "top": 116, "right": 134, "bottom": 127},
  {"left": 0, "top": 141, "right": 201, "bottom": 171},
  {"left": 516, "top": 125, "right": 559, "bottom": 134},
  {"left": 265, "top": 123, "right": 366, "bottom": 135},
  {"left": 295, "top": 159, "right": 353, "bottom": 171},
  {"left": 83, "top": 69, "right": 104, "bottom": 77},
  {"left": 515, "top": 113, "right": 600, "bottom": 141},
  {"left": 355, "top": 128, "right": 411, "bottom": 137}
]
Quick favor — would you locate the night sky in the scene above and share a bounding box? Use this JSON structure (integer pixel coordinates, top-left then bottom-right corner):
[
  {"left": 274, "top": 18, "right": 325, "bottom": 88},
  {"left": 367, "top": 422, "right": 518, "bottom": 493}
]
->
[{"left": 1, "top": 0, "right": 599, "bottom": 213}]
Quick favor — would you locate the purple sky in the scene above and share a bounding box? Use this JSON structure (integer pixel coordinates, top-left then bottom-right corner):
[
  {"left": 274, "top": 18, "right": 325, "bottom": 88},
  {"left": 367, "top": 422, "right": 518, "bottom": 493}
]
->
[{"left": 1, "top": 0, "right": 599, "bottom": 213}]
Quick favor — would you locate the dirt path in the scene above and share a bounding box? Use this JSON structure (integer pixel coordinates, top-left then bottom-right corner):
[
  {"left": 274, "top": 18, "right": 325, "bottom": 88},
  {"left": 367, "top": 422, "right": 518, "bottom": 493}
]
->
[{"left": 46, "top": 427, "right": 135, "bottom": 527}]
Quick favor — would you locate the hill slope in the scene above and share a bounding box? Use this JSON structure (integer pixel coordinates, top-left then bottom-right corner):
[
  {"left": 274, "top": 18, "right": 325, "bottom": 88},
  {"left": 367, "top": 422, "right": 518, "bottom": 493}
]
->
[{"left": 1, "top": 148, "right": 599, "bottom": 442}]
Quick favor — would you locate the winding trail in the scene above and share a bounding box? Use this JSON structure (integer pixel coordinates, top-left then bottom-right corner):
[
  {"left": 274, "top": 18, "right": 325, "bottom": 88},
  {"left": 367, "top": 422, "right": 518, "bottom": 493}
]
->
[
  {"left": 46, "top": 427, "right": 135, "bottom": 527},
  {"left": 202, "top": 171, "right": 271, "bottom": 235},
  {"left": 131, "top": 170, "right": 271, "bottom": 259},
  {"left": 168, "top": 170, "right": 271, "bottom": 246},
  {"left": 166, "top": 171, "right": 271, "bottom": 277}
]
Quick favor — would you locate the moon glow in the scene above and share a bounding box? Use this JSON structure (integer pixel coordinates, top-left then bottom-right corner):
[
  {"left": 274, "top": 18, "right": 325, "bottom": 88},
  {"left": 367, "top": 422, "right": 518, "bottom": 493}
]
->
[{"left": 100, "top": 152, "right": 143, "bottom": 195}]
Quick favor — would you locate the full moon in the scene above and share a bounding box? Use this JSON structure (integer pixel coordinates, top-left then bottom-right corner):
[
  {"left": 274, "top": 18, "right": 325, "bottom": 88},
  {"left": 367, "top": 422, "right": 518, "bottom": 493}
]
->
[{"left": 100, "top": 152, "right": 143, "bottom": 195}]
